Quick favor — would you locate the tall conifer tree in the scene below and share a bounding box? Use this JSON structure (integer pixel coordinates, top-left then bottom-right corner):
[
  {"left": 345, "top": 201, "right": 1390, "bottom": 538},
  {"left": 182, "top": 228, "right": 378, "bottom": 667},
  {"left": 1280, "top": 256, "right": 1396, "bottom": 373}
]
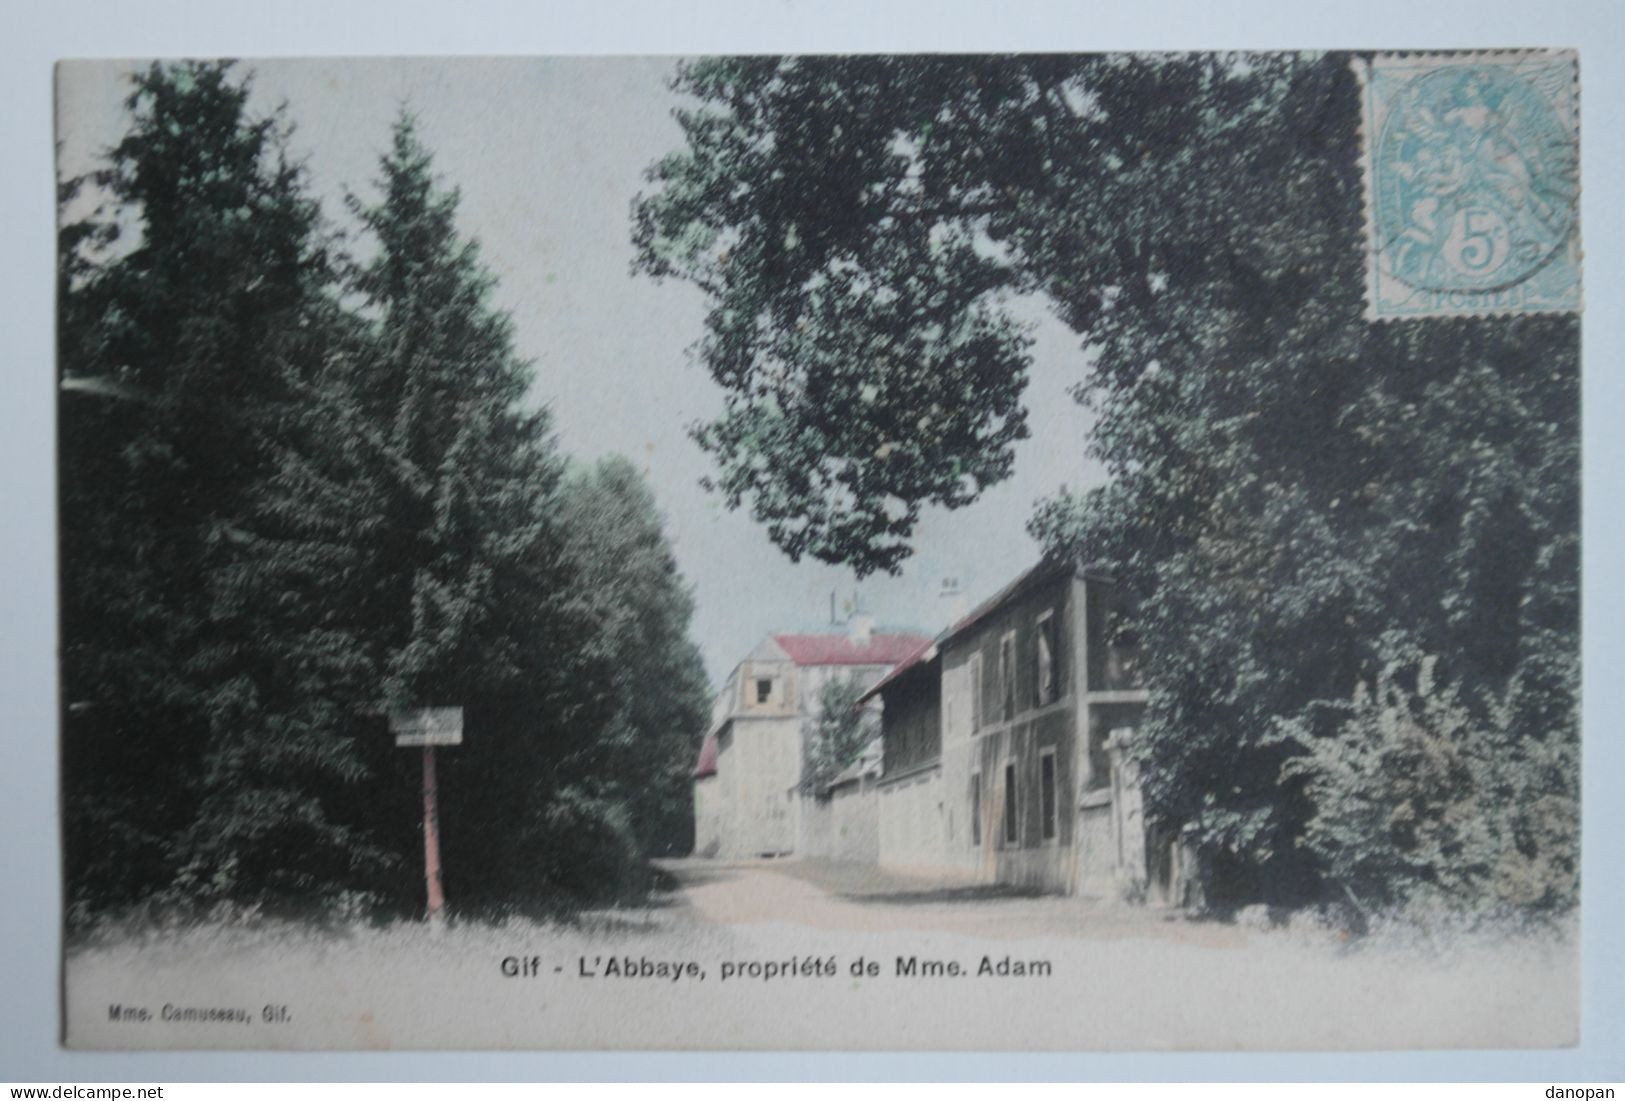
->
[
  {"left": 240, "top": 115, "right": 614, "bottom": 914},
  {"left": 58, "top": 62, "right": 345, "bottom": 915}
]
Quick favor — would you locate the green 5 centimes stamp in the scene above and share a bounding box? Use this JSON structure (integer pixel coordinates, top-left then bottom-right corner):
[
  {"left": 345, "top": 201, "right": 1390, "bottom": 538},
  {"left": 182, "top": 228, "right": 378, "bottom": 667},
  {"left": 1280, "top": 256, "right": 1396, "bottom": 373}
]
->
[{"left": 1358, "top": 51, "right": 1580, "bottom": 320}]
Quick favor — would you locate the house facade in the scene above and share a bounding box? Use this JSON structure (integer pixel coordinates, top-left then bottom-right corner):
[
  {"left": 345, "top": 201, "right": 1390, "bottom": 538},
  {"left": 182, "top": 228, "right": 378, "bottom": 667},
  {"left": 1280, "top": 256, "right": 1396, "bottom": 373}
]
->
[
  {"left": 691, "top": 623, "right": 930, "bottom": 860},
  {"left": 865, "top": 559, "right": 1172, "bottom": 900}
]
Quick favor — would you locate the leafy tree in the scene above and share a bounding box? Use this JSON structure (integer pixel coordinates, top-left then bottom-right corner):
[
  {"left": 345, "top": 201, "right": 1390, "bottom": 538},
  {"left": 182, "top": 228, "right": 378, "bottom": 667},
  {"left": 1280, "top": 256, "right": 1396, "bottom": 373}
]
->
[
  {"left": 634, "top": 58, "right": 1033, "bottom": 576},
  {"left": 800, "top": 675, "right": 876, "bottom": 796},
  {"left": 556, "top": 456, "right": 712, "bottom": 862},
  {"left": 635, "top": 54, "right": 1579, "bottom": 911}
]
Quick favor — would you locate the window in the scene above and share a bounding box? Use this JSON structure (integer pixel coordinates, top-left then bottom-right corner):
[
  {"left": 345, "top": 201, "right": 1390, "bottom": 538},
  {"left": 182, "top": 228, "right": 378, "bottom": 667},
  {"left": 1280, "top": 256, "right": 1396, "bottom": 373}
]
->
[
  {"left": 969, "top": 653, "right": 983, "bottom": 732},
  {"left": 1087, "top": 581, "right": 1145, "bottom": 692},
  {"left": 1003, "top": 761, "right": 1019, "bottom": 846},
  {"left": 756, "top": 677, "right": 773, "bottom": 704},
  {"left": 970, "top": 772, "right": 981, "bottom": 847},
  {"left": 1036, "top": 610, "right": 1057, "bottom": 705},
  {"left": 999, "top": 632, "right": 1016, "bottom": 720},
  {"left": 1039, "top": 749, "right": 1058, "bottom": 842}
]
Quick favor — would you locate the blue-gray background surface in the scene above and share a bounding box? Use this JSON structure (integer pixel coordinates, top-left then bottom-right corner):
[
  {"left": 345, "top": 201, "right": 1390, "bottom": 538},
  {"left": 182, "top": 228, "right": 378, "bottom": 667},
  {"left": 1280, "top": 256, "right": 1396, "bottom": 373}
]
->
[{"left": 4, "top": 0, "right": 1621, "bottom": 1082}]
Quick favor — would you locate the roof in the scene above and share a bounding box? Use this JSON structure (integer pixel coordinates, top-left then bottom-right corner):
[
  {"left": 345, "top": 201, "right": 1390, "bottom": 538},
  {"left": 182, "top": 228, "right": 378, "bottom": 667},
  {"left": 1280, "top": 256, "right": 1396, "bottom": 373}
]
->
[
  {"left": 854, "top": 634, "right": 941, "bottom": 705},
  {"left": 771, "top": 632, "right": 932, "bottom": 667},
  {"left": 857, "top": 557, "right": 1092, "bottom": 704},
  {"left": 693, "top": 729, "right": 719, "bottom": 779},
  {"left": 941, "top": 557, "right": 1081, "bottom": 646}
]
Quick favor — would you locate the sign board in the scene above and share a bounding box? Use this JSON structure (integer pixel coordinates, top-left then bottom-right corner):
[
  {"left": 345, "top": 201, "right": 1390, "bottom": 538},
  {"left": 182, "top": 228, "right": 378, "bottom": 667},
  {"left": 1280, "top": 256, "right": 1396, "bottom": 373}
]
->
[{"left": 390, "top": 706, "right": 464, "bottom": 747}]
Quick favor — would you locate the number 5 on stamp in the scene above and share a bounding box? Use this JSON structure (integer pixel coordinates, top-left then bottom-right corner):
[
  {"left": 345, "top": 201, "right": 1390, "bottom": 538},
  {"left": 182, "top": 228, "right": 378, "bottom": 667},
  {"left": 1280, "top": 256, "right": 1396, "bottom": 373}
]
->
[{"left": 1357, "top": 50, "right": 1580, "bottom": 321}]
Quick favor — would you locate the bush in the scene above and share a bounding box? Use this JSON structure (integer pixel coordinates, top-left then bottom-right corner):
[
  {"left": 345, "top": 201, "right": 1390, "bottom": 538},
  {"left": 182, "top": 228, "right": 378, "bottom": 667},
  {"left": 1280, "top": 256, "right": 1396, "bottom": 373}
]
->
[
  {"left": 1280, "top": 644, "right": 1577, "bottom": 918},
  {"left": 521, "top": 786, "right": 648, "bottom": 909}
]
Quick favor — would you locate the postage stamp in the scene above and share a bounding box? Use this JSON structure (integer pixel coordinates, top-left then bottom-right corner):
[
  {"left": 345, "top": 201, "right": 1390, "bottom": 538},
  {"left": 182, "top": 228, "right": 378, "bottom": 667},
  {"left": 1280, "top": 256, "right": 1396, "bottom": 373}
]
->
[{"left": 1358, "top": 50, "right": 1580, "bottom": 320}]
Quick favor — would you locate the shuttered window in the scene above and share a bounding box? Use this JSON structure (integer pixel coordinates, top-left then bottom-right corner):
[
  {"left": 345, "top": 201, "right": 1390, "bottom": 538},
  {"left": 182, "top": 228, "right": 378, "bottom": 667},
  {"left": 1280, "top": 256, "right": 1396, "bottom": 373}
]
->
[
  {"left": 970, "top": 652, "right": 982, "bottom": 732},
  {"left": 1036, "top": 610, "right": 1057, "bottom": 705},
  {"left": 970, "top": 772, "right": 982, "bottom": 847},
  {"left": 1003, "top": 761, "right": 1019, "bottom": 846},
  {"left": 1040, "top": 749, "right": 1057, "bottom": 842},
  {"left": 999, "top": 632, "right": 1015, "bottom": 720}
]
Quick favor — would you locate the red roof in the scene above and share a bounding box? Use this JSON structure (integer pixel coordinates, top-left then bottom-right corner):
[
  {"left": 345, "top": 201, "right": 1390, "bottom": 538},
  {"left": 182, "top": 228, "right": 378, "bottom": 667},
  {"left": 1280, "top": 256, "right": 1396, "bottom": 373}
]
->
[
  {"left": 772, "top": 632, "right": 933, "bottom": 667},
  {"left": 693, "top": 730, "right": 719, "bottom": 779}
]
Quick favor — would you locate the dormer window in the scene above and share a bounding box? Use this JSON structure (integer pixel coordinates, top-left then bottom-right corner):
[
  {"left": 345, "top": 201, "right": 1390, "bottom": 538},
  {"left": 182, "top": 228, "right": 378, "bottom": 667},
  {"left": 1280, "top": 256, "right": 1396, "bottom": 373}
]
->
[{"left": 756, "top": 677, "right": 774, "bottom": 704}]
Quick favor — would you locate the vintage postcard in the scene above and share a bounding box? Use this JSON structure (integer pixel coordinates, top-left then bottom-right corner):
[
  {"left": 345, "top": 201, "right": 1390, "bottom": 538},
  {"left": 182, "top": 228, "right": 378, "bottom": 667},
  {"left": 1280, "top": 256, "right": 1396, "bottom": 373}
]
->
[{"left": 55, "top": 51, "right": 1580, "bottom": 1051}]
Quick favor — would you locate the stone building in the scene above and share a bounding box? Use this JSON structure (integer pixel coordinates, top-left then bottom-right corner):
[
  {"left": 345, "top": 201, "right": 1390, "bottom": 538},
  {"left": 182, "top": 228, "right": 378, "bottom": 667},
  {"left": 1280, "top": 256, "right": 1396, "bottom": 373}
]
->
[
  {"left": 691, "top": 621, "right": 930, "bottom": 860},
  {"left": 863, "top": 558, "right": 1181, "bottom": 901}
]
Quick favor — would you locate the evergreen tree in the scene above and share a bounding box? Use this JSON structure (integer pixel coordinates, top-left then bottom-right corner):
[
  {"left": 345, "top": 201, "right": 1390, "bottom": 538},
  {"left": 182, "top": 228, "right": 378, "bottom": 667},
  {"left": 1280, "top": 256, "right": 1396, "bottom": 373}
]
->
[
  {"left": 800, "top": 676, "right": 876, "bottom": 796},
  {"left": 62, "top": 75, "right": 716, "bottom": 920},
  {"left": 58, "top": 61, "right": 346, "bottom": 917},
  {"left": 243, "top": 114, "right": 615, "bottom": 915}
]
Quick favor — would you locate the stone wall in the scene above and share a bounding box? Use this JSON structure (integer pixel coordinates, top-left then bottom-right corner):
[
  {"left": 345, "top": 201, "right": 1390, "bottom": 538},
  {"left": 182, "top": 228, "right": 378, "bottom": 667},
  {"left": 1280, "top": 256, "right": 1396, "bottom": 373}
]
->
[
  {"left": 829, "top": 779, "right": 880, "bottom": 864},
  {"left": 878, "top": 765, "right": 948, "bottom": 873}
]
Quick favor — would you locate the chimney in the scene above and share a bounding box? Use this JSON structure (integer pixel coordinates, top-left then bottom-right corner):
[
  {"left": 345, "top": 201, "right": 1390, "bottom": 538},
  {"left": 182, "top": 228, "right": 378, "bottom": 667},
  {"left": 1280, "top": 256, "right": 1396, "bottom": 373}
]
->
[
  {"left": 940, "top": 575, "right": 968, "bottom": 628},
  {"left": 848, "top": 613, "right": 875, "bottom": 647}
]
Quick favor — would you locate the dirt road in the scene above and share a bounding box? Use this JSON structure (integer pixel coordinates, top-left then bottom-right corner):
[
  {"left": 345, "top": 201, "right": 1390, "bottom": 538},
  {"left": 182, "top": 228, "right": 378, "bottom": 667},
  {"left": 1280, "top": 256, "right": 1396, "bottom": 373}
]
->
[{"left": 657, "top": 857, "right": 1248, "bottom": 946}]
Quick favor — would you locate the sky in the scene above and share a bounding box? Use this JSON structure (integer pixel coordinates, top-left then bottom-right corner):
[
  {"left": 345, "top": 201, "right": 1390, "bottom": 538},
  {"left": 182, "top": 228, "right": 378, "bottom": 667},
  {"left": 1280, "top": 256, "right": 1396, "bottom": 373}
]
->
[{"left": 55, "top": 56, "right": 1108, "bottom": 685}]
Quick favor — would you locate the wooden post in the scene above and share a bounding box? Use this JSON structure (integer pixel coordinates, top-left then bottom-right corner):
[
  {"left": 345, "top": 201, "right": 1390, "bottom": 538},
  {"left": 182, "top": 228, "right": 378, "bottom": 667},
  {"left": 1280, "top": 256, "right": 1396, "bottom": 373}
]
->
[
  {"left": 390, "top": 707, "right": 462, "bottom": 924},
  {"left": 422, "top": 744, "right": 445, "bottom": 923}
]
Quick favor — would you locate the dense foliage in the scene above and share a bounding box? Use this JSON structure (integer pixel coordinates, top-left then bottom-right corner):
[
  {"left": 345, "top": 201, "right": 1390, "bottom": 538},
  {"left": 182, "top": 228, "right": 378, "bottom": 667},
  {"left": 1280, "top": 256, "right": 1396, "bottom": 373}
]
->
[
  {"left": 1279, "top": 644, "right": 1578, "bottom": 915},
  {"left": 799, "top": 676, "right": 877, "bottom": 795},
  {"left": 556, "top": 457, "right": 714, "bottom": 867},
  {"left": 59, "top": 63, "right": 710, "bottom": 925},
  {"left": 60, "top": 61, "right": 354, "bottom": 916},
  {"left": 634, "top": 53, "right": 1579, "bottom": 913}
]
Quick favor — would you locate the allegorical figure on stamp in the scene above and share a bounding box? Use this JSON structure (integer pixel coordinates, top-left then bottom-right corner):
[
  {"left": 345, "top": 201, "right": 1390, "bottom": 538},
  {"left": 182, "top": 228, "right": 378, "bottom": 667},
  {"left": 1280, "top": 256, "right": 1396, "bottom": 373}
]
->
[{"left": 1364, "top": 52, "right": 1579, "bottom": 317}]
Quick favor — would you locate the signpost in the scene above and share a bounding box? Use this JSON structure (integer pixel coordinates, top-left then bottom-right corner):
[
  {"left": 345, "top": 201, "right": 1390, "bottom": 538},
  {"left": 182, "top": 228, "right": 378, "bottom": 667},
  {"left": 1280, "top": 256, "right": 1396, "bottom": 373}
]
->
[{"left": 390, "top": 707, "right": 463, "bottom": 923}]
